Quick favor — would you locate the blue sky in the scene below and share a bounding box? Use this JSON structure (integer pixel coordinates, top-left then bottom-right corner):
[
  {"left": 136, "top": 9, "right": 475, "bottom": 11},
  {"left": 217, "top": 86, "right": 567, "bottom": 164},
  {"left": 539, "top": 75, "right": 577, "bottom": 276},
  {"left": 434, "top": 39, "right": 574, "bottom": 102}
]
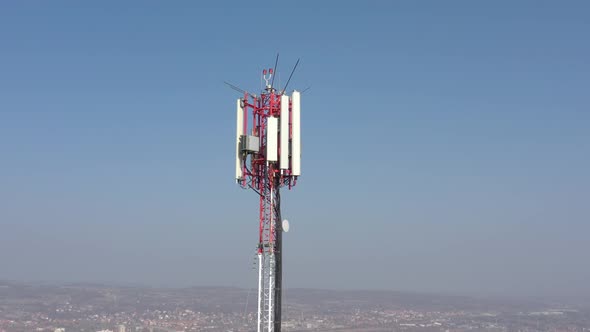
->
[{"left": 0, "top": 1, "right": 589, "bottom": 296}]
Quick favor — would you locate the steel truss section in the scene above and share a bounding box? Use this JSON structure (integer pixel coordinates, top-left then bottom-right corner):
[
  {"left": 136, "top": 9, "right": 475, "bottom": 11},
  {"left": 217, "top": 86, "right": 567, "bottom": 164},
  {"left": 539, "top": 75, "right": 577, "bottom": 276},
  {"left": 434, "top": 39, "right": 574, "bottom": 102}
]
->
[{"left": 238, "top": 74, "right": 297, "bottom": 332}]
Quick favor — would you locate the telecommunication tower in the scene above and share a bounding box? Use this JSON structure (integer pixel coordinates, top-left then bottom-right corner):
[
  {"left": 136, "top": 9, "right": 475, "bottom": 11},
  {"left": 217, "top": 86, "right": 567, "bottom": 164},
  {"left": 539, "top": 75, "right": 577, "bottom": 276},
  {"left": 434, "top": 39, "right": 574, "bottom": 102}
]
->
[{"left": 232, "top": 57, "right": 301, "bottom": 332}]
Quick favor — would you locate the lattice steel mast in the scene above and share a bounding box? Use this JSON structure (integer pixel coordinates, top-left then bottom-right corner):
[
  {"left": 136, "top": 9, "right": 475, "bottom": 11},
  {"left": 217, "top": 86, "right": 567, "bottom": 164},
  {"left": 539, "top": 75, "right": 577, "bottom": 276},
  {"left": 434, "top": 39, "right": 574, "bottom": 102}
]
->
[{"left": 234, "top": 63, "right": 301, "bottom": 332}]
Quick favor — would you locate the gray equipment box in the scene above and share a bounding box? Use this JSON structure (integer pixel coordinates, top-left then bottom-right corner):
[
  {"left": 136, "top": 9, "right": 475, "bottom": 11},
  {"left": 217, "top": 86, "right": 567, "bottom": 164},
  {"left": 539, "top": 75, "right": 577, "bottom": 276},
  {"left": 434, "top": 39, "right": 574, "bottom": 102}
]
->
[{"left": 240, "top": 135, "right": 260, "bottom": 153}]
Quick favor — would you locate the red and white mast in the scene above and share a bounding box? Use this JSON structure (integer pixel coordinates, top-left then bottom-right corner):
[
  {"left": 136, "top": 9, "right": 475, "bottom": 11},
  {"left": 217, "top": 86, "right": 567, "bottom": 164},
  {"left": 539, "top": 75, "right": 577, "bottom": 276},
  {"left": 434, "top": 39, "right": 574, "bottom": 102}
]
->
[{"left": 234, "top": 64, "right": 301, "bottom": 332}]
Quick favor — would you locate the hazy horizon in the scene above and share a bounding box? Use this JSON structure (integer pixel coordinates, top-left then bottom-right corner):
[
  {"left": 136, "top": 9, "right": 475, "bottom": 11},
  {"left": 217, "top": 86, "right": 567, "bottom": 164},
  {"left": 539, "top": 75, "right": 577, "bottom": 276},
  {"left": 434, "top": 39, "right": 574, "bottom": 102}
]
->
[
  {"left": 4, "top": 279, "right": 590, "bottom": 303},
  {"left": 1, "top": 2, "right": 589, "bottom": 298}
]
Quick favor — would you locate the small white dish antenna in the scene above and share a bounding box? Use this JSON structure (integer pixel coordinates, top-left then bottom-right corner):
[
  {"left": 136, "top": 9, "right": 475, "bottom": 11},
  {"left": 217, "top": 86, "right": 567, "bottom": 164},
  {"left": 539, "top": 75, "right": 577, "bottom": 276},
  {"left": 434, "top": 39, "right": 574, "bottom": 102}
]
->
[{"left": 282, "top": 219, "right": 290, "bottom": 233}]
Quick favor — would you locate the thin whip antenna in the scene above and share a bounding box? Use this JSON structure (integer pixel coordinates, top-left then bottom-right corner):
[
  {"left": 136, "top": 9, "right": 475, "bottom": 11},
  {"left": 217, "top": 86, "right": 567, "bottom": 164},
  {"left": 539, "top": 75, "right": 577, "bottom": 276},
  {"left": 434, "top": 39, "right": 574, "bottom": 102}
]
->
[
  {"left": 270, "top": 53, "right": 279, "bottom": 90},
  {"left": 224, "top": 81, "right": 255, "bottom": 99},
  {"left": 301, "top": 86, "right": 311, "bottom": 94},
  {"left": 281, "top": 58, "right": 300, "bottom": 95}
]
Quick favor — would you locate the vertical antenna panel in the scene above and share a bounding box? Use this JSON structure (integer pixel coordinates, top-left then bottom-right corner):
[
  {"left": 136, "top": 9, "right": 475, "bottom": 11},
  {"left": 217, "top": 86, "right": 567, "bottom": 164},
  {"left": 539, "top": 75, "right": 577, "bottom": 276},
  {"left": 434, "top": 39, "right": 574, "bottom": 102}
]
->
[
  {"left": 267, "top": 117, "right": 278, "bottom": 162},
  {"left": 235, "top": 99, "right": 244, "bottom": 181},
  {"left": 291, "top": 91, "right": 301, "bottom": 175},
  {"left": 279, "top": 95, "right": 290, "bottom": 170}
]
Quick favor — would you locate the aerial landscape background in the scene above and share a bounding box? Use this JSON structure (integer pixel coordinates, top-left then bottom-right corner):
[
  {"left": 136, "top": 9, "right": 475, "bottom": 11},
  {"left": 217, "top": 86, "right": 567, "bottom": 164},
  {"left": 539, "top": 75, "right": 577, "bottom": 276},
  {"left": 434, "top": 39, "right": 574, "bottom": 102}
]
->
[{"left": 0, "top": 0, "right": 589, "bottom": 300}]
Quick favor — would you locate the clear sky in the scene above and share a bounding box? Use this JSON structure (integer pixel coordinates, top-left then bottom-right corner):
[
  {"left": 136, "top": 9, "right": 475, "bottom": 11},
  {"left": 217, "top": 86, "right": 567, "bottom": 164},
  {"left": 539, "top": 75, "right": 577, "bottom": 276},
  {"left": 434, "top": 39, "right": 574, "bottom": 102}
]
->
[{"left": 0, "top": 1, "right": 588, "bottom": 297}]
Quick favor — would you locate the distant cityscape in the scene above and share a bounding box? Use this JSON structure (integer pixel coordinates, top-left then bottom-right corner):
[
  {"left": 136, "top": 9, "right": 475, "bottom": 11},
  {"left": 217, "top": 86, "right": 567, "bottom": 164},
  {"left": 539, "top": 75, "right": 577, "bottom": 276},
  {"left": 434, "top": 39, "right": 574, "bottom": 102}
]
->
[{"left": 0, "top": 281, "right": 588, "bottom": 332}]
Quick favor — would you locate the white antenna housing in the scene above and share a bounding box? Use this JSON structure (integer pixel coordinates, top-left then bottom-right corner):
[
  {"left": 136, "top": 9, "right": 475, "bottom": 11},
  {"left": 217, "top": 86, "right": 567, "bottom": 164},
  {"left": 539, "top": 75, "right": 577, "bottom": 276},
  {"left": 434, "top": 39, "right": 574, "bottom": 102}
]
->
[
  {"left": 291, "top": 91, "right": 301, "bottom": 176},
  {"left": 267, "top": 117, "right": 278, "bottom": 162},
  {"left": 280, "top": 95, "right": 290, "bottom": 170},
  {"left": 235, "top": 99, "right": 244, "bottom": 181}
]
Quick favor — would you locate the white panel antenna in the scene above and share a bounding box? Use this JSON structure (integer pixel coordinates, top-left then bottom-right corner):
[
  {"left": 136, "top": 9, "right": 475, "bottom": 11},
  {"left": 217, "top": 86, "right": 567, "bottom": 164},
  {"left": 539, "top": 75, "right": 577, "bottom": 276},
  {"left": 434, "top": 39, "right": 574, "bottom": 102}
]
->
[
  {"left": 267, "top": 117, "right": 278, "bottom": 162},
  {"left": 291, "top": 91, "right": 301, "bottom": 176},
  {"left": 235, "top": 99, "right": 244, "bottom": 181},
  {"left": 280, "top": 95, "right": 290, "bottom": 170}
]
